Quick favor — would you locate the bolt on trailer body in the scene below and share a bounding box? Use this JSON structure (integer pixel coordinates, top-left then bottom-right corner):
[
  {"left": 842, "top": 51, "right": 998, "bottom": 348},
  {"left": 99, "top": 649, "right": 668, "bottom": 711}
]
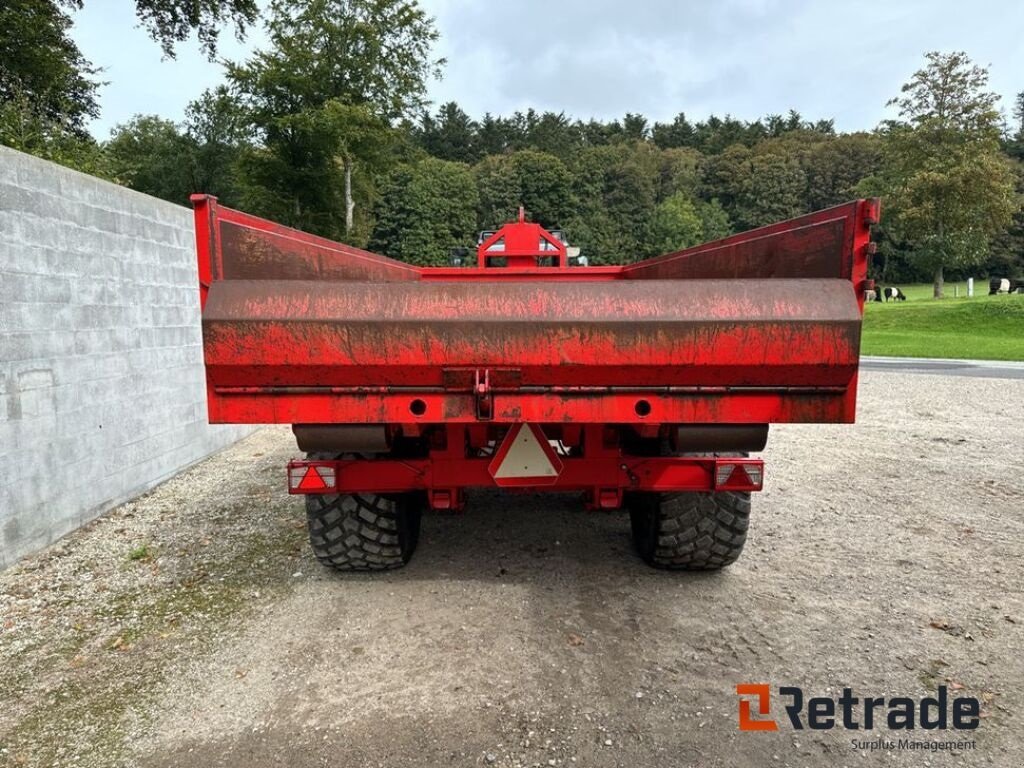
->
[{"left": 192, "top": 194, "right": 878, "bottom": 571}]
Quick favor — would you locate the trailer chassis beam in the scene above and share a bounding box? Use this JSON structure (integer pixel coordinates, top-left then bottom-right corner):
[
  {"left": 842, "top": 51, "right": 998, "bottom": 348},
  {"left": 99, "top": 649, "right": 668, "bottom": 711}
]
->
[{"left": 287, "top": 454, "right": 765, "bottom": 511}]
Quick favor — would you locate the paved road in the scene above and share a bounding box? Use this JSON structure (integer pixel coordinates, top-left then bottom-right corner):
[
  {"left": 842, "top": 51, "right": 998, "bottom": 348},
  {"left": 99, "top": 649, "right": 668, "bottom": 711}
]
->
[{"left": 861, "top": 355, "right": 1024, "bottom": 379}]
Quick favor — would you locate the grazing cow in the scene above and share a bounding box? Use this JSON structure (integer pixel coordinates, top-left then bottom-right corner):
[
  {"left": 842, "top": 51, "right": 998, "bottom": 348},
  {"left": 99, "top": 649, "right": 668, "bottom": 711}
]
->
[
  {"left": 879, "top": 287, "right": 906, "bottom": 302},
  {"left": 989, "top": 277, "right": 1024, "bottom": 295},
  {"left": 865, "top": 289, "right": 877, "bottom": 303}
]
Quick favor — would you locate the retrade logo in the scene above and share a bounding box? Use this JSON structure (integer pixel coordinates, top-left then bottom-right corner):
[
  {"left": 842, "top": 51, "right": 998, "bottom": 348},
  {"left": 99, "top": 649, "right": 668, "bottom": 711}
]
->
[
  {"left": 736, "top": 683, "right": 778, "bottom": 731},
  {"left": 735, "top": 684, "right": 980, "bottom": 732}
]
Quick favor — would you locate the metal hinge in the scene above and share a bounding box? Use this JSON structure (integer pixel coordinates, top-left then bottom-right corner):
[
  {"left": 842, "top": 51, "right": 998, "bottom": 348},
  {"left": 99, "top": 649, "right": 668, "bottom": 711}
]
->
[{"left": 475, "top": 368, "right": 493, "bottom": 421}]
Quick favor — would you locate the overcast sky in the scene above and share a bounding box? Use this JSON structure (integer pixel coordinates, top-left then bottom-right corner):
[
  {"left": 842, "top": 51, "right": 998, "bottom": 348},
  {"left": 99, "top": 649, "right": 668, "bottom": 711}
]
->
[{"left": 73, "top": 0, "right": 1024, "bottom": 139}]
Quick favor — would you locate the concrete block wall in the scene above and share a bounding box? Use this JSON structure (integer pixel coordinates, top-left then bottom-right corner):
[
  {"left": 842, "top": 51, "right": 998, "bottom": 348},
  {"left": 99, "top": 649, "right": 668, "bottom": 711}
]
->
[{"left": 0, "top": 147, "right": 254, "bottom": 569}]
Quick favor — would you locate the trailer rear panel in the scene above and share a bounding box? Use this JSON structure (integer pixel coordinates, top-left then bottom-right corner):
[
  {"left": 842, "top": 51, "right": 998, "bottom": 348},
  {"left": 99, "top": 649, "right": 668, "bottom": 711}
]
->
[{"left": 192, "top": 197, "right": 876, "bottom": 428}]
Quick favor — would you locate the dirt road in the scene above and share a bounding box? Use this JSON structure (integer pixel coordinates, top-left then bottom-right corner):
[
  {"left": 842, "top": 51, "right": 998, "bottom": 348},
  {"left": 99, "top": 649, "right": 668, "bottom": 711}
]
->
[{"left": 1, "top": 371, "right": 1021, "bottom": 768}]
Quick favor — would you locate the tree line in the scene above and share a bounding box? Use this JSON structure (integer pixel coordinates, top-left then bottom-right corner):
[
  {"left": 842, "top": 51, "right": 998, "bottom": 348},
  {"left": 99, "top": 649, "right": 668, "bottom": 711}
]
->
[{"left": 3, "top": 0, "right": 1022, "bottom": 296}]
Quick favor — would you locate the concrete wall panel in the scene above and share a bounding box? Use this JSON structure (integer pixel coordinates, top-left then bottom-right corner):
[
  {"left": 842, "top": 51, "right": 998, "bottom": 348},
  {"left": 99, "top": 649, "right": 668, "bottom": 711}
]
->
[{"left": 0, "top": 147, "right": 254, "bottom": 568}]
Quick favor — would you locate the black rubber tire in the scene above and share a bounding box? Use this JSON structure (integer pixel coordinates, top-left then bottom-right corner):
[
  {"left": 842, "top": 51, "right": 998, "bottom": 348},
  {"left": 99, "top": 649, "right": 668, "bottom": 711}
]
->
[
  {"left": 302, "top": 453, "right": 422, "bottom": 571},
  {"left": 628, "top": 490, "right": 751, "bottom": 571},
  {"left": 306, "top": 492, "right": 422, "bottom": 571}
]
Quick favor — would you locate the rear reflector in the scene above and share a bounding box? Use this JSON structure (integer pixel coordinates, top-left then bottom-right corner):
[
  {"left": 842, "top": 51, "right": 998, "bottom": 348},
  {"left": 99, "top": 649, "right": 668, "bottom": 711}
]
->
[
  {"left": 713, "top": 461, "right": 763, "bottom": 491},
  {"left": 715, "top": 463, "right": 736, "bottom": 486},
  {"left": 288, "top": 464, "right": 336, "bottom": 492},
  {"left": 487, "top": 423, "right": 563, "bottom": 487},
  {"left": 742, "top": 464, "right": 763, "bottom": 487}
]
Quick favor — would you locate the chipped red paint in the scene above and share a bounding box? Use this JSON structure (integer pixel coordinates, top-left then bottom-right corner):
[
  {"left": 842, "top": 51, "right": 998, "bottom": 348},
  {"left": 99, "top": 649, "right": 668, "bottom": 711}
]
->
[
  {"left": 200, "top": 279, "right": 861, "bottom": 391},
  {"left": 191, "top": 196, "right": 877, "bottom": 501}
]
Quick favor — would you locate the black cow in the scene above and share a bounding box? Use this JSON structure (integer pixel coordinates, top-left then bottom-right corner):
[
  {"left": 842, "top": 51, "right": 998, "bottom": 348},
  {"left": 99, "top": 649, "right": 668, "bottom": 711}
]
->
[
  {"left": 989, "top": 278, "right": 1024, "bottom": 295},
  {"left": 875, "top": 287, "right": 906, "bottom": 302}
]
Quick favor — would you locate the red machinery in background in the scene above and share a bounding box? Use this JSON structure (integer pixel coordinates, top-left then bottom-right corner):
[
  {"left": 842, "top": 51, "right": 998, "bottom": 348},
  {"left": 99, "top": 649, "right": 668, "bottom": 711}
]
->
[
  {"left": 192, "top": 195, "right": 878, "bottom": 572},
  {"left": 476, "top": 206, "right": 568, "bottom": 268}
]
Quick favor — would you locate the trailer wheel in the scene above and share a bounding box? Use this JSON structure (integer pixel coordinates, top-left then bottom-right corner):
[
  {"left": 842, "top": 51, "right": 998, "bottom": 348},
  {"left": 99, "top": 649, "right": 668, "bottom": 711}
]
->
[
  {"left": 628, "top": 490, "right": 750, "bottom": 571},
  {"left": 306, "top": 492, "right": 422, "bottom": 571},
  {"left": 303, "top": 454, "right": 422, "bottom": 571}
]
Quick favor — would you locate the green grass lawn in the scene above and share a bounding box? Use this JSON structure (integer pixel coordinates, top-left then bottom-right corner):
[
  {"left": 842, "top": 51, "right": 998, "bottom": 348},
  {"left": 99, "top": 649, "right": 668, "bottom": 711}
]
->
[{"left": 862, "top": 286, "right": 1024, "bottom": 361}]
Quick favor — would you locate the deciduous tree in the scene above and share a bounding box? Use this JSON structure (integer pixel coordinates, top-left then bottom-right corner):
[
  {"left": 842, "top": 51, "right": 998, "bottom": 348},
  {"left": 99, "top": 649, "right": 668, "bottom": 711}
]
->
[
  {"left": 370, "top": 157, "right": 478, "bottom": 265},
  {"left": 183, "top": 86, "right": 250, "bottom": 204},
  {"left": 475, "top": 150, "right": 574, "bottom": 230},
  {"left": 126, "top": 0, "right": 258, "bottom": 58},
  {"left": 568, "top": 144, "right": 657, "bottom": 263},
  {"left": 106, "top": 115, "right": 194, "bottom": 202},
  {"left": 0, "top": 0, "right": 101, "bottom": 161},
  {"left": 804, "top": 133, "right": 882, "bottom": 211},
  {"left": 874, "top": 52, "right": 1017, "bottom": 297},
  {"left": 648, "top": 192, "right": 703, "bottom": 253},
  {"left": 228, "top": 0, "right": 442, "bottom": 239},
  {"left": 105, "top": 90, "right": 250, "bottom": 206}
]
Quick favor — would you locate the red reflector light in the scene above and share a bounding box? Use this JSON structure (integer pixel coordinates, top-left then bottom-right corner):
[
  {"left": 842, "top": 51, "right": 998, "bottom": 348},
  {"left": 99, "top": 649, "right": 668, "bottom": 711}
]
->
[
  {"left": 715, "top": 463, "right": 737, "bottom": 486},
  {"left": 298, "top": 467, "right": 327, "bottom": 491},
  {"left": 713, "top": 461, "right": 763, "bottom": 491},
  {"left": 742, "top": 464, "right": 763, "bottom": 487},
  {"left": 289, "top": 464, "right": 336, "bottom": 492}
]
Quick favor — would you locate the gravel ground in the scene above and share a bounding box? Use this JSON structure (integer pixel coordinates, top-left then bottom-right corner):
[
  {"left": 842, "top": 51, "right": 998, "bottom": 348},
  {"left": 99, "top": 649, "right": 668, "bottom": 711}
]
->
[{"left": 1, "top": 370, "right": 1021, "bottom": 768}]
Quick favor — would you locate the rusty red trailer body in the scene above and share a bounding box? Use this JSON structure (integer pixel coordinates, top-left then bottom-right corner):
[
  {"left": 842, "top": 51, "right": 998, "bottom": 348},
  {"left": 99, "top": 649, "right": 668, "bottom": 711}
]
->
[{"left": 191, "top": 195, "right": 876, "bottom": 518}]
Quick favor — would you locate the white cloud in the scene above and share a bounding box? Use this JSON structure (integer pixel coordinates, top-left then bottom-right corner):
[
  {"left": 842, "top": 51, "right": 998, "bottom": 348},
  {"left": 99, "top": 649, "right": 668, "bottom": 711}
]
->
[{"left": 73, "top": 0, "right": 1024, "bottom": 136}]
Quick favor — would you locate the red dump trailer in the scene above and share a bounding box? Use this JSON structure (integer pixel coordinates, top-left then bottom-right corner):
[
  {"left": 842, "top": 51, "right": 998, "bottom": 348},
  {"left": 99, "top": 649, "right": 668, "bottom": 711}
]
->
[{"left": 191, "top": 195, "right": 878, "bottom": 572}]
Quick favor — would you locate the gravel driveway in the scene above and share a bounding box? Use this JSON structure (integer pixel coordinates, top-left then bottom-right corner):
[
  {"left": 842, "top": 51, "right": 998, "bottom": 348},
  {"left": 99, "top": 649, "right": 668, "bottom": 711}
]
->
[{"left": 1, "top": 371, "right": 1021, "bottom": 768}]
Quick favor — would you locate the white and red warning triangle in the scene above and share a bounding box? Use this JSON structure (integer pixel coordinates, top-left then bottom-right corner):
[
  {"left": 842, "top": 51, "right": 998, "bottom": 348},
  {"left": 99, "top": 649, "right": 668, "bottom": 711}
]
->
[
  {"left": 487, "top": 423, "right": 563, "bottom": 487},
  {"left": 297, "top": 465, "right": 329, "bottom": 491}
]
